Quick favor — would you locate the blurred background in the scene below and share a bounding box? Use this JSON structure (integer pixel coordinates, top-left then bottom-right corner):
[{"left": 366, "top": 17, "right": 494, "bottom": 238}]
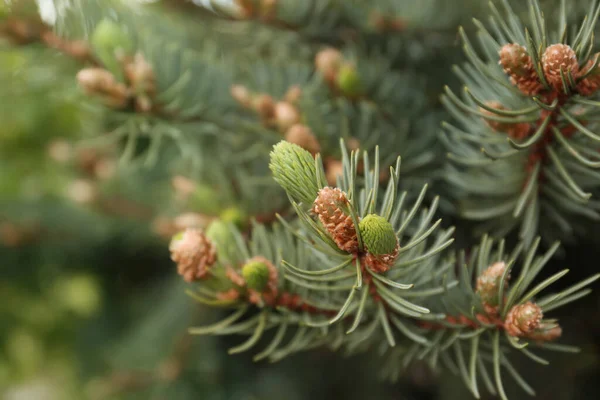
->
[{"left": 1, "top": 0, "right": 599, "bottom": 399}]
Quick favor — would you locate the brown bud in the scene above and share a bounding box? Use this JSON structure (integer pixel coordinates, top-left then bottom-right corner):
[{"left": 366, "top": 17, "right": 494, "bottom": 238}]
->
[
  {"left": 230, "top": 85, "right": 252, "bottom": 107},
  {"left": 480, "top": 101, "right": 531, "bottom": 140},
  {"left": 94, "top": 159, "right": 117, "bottom": 180},
  {"left": 253, "top": 94, "right": 275, "bottom": 120},
  {"left": 66, "top": 179, "right": 97, "bottom": 205},
  {"left": 285, "top": 124, "right": 320, "bottom": 155},
  {"left": 47, "top": 139, "right": 73, "bottom": 164},
  {"left": 504, "top": 302, "right": 543, "bottom": 337},
  {"left": 476, "top": 261, "right": 509, "bottom": 315},
  {"left": 542, "top": 44, "right": 579, "bottom": 91},
  {"left": 284, "top": 84, "right": 302, "bottom": 104},
  {"left": 124, "top": 53, "right": 155, "bottom": 94},
  {"left": 499, "top": 44, "right": 543, "bottom": 95},
  {"left": 315, "top": 47, "right": 343, "bottom": 83},
  {"left": 169, "top": 228, "right": 217, "bottom": 282},
  {"left": 274, "top": 101, "right": 300, "bottom": 132},
  {"left": 76, "top": 68, "right": 130, "bottom": 107},
  {"left": 527, "top": 323, "right": 562, "bottom": 342},
  {"left": 325, "top": 158, "right": 344, "bottom": 187},
  {"left": 577, "top": 54, "right": 600, "bottom": 96},
  {"left": 346, "top": 137, "right": 360, "bottom": 151},
  {"left": 312, "top": 187, "right": 359, "bottom": 253},
  {"left": 362, "top": 246, "right": 399, "bottom": 274}
]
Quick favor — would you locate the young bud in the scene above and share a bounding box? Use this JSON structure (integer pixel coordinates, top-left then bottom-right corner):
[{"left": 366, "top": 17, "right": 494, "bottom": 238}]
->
[
  {"left": 220, "top": 206, "right": 247, "bottom": 229},
  {"left": 269, "top": 141, "right": 320, "bottom": 205},
  {"left": 206, "top": 220, "right": 236, "bottom": 260},
  {"left": 577, "top": 54, "right": 600, "bottom": 96},
  {"left": 312, "top": 187, "right": 358, "bottom": 253},
  {"left": 542, "top": 44, "right": 579, "bottom": 91},
  {"left": 479, "top": 101, "right": 531, "bottom": 140},
  {"left": 527, "top": 322, "right": 562, "bottom": 342},
  {"left": 169, "top": 228, "right": 217, "bottom": 282},
  {"left": 92, "top": 20, "right": 133, "bottom": 55},
  {"left": 76, "top": 68, "right": 129, "bottom": 107},
  {"left": 242, "top": 256, "right": 278, "bottom": 305},
  {"left": 188, "top": 184, "right": 222, "bottom": 215},
  {"left": 230, "top": 85, "right": 252, "bottom": 107},
  {"left": 359, "top": 214, "right": 399, "bottom": 273},
  {"left": 284, "top": 84, "right": 302, "bottom": 104},
  {"left": 242, "top": 259, "right": 271, "bottom": 291},
  {"left": 504, "top": 302, "right": 543, "bottom": 337},
  {"left": 91, "top": 20, "right": 134, "bottom": 74},
  {"left": 66, "top": 179, "right": 97, "bottom": 205},
  {"left": 325, "top": 158, "right": 343, "bottom": 187},
  {"left": 285, "top": 124, "right": 320, "bottom": 155},
  {"left": 476, "top": 261, "right": 509, "bottom": 315},
  {"left": 499, "top": 44, "right": 543, "bottom": 95},
  {"left": 315, "top": 47, "right": 342, "bottom": 82},
  {"left": 274, "top": 101, "right": 300, "bottom": 132},
  {"left": 336, "top": 64, "right": 363, "bottom": 97},
  {"left": 253, "top": 93, "right": 275, "bottom": 120},
  {"left": 359, "top": 214, "right": 397, "bottom": 255},
  {"left": 124, "top": 52, "right": 155, "bottom": 95}
]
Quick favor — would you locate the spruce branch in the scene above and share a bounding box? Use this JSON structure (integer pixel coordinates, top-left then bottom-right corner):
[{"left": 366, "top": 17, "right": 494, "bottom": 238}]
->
[
  {"left": 442, "top": 0, "right": 600, "bottom": 245},
  {"left": 172, "top": 141, "right": 599, "bottom": 399}
]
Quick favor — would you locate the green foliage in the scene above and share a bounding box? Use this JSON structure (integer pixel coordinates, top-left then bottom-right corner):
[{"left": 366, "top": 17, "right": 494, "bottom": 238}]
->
[
  {"left": 269, "top": 141, "right": 321, "bottom": 206},
  {"left": 3, "top": 0, "right": 600, "bottom": 398},
  {"left": 441, "top": 0, "right": 600, "bottom": 245}
]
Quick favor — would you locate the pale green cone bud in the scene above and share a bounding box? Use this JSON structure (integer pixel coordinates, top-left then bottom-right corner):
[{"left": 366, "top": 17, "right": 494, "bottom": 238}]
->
[
  {"left": 269, "top": 141, "right": 321, "bottom": 205},
  {"left": 189, "top": 184, "right": 221, "bottom": 215},
  {"left": 220, "top": 206, "right": 247, "bottom": 229},
  {"left": 358, "top": 214, "right": 397, "bottom": 255},
  {"left": 206, "top": 220, "right": 234, "bottom": 261},
  {"left": 336, "top": 64, "right": 363, "bottom": 97},
  {"left": 91, "top": 20, "right": 133, "bottom": 77},
  {"left": 242, "top": 260, "right": 271, "bottom": 291}
]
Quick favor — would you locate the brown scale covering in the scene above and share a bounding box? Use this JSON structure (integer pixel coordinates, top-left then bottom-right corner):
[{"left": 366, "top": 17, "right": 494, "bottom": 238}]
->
[
  {"left": 504, "top": 301, "right": 543, "bottom": 337},
  {"left": 480, "top": 101, "right": 531, "bottom": 140},
  {"left": 361, "top": 244, "right": 399, "bottom": 273},
  {"left": 499, "top": 43, "right": 544, "bottom": 95},
  {"left": 542, "top": 44, "right": 579, "bottom": 91},
  {"left": 225, "top": 266, "right": 245, "bottom": 287},
  {"left": 76, "top": 68, "right": 130, "bottom": 108},
  {"left": 216, "top": 288, "right": 241, "bottom": 302},
  {"left": 285, "top": 124, "right": 321, "bottom": 155},
  {"left": 475, "top": 261, "right": 510, "bottom": 315},
  {"left": 170, "top": 228, "right": 217, "bottom": 282},
  {"left": 312, "top": 187, "right": 359, "bottom": 253},
  {"left": 577, "top": 54, "right": 600, "bottom": 96},
  {"left": 527, "top": 323, "right": 562, "bottom": 342}
]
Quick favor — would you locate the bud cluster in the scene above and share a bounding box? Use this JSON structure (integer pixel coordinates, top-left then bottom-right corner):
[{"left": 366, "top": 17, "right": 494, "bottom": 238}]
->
[
  {"left": 77, "top": 52, "right": 156, "bottom": 112},
  {"left": 77, "top": 20, "right": 155, "bottom": 112},
  {"left": 230, "top": 84, "right": 321, "bottom": 155},
  {"left": 169, "top": 228, "right": 218, "bottom": 282},
  {"left": 479, "top": 101, "right": 531, "bottom": 140},
  {"left": 499, "top": 42, "right": 600, "bottom": 97},
  {"left": 314, "top": 48, "right": 363, "bottom": 97},
  {"left": 368, "top": 11, "right": 406, "bottom": 33},
  {"left": 476, "top": 261, "right": 510, "bottom": 315},
  {"left": 503, "top": 301, "right": 562, "bottom": 342}
]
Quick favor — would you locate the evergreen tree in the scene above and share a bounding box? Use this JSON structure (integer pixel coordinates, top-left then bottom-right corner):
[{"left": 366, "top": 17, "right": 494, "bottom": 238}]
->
[{"left": 2, "top": 0, "right": 600, "bottom": 399}]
